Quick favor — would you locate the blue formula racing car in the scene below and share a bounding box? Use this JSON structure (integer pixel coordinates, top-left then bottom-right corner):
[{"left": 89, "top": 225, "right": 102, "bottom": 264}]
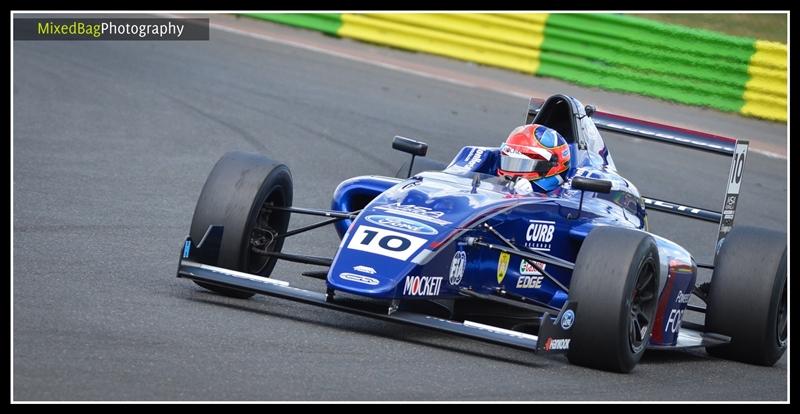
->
[{"left": 176, "top": 94, "right": 787, "bottom": 372}]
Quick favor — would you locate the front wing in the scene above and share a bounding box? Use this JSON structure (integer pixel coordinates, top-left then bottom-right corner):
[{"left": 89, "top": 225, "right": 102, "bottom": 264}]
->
[
  {"left": 177, "top": 234, "right": 577, "bottom": 353},
  {"left": 177, "top": 259, "right": 571, "bottom": 353}
]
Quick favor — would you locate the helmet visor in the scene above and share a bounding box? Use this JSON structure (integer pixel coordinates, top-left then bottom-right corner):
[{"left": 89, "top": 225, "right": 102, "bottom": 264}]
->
[
  {"left": 499, "top": 143, "right": 555, "bottom": 174},
  {"left": 499, "top": 155, "right": 554, "bottom": 174}
]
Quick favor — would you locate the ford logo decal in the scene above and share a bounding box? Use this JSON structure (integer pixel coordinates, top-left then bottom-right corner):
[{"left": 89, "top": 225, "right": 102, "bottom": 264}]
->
[
  {"left": 560, "top": 309, "right": 575, "bottom": 330},
  {"left": 339, "top": 273, "right": 380, "bottom": 286},
  {"left": 364, "top": 215, "right": 438, "bottom": 235}
]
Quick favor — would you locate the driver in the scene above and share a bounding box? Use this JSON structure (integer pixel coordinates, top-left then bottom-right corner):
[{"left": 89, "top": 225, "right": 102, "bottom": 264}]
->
[{"left": 497, "top": 124, "right": 571, "bottom": 194}]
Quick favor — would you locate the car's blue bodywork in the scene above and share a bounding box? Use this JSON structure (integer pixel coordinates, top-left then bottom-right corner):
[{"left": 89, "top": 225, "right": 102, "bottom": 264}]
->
[
  {"left": 177, "top": 93, "right": 752, "bottom": 357},
  {"left": 327, "top": 96, "right": 696, "bottom": 347}
]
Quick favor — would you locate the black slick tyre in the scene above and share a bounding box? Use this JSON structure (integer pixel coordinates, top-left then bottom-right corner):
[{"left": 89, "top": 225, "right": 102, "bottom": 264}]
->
[
  {"left": 566, "top": 227, "right": 659, "bottom": 373},
  {"left": 189, "top": 151, "right": 293, "bottom": 299},
  {"left": 705, "top": 226, "right": 787, "bottom": 366}
]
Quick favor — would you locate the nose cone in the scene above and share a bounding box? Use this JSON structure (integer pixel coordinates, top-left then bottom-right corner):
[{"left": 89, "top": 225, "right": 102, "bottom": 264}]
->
[
  {"left": 327, "top": 249, "right": 419, "bottom": 298},
  {"left": 327, "top": 170, "right": 514, "bottom": 299}
]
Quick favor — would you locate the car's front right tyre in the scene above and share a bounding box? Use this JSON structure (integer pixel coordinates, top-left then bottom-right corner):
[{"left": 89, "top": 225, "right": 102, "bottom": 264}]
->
[{"left": 189, "top": 151, "right": 293, "bottom": 299}]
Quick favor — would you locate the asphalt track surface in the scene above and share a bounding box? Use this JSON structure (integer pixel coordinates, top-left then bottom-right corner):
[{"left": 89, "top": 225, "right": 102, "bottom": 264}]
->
[{"left": 13, "top": 16, "right": 788, "bottom": 401}]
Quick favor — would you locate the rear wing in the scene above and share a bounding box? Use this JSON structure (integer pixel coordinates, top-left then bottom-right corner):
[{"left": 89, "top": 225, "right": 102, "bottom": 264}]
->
[{"left": 527, "top": 97, "right": 749, "bottom": 246}]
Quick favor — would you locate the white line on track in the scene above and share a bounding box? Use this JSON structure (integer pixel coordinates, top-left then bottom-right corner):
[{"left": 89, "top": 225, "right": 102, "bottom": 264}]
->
[{"left": 206, "top": 20, "right": 532, "bottom": 100}]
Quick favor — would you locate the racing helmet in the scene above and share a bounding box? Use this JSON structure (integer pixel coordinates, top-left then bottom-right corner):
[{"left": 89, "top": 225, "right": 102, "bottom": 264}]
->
[{"left": 497, "top": 124, "right": 571, "bottom": 192}]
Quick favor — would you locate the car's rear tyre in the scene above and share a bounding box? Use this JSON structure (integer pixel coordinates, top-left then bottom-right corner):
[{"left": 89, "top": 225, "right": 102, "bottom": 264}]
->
[
  {"left": 566, "top": 227, "right": 659, "bottom": 373},
  {"left": 395, "top": 158, "right": 448, "bottom": 178},
  {"left": 705, "top": 226, "right": 787, "bottom": 366},
  {"left": 189, "top": 151, "right": 293, "bottom": 299}
]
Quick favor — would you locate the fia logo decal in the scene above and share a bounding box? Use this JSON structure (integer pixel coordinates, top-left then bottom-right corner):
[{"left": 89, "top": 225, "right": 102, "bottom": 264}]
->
[{"left": 449, "top": 250, "right": 466, "bottom": 286}]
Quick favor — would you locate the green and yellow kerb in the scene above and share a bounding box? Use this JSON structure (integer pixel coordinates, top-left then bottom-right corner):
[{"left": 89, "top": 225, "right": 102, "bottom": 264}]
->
[{"left": 244, "top": 13, "right": 787, "bottom": 122}]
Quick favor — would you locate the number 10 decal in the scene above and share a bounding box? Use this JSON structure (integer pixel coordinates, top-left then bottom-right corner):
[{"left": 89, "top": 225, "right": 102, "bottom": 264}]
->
[
  {"left": 717, "top": 140, "right": 749, "bottom": 245},
  {"left": 347, "top": 225, "right": 428, "bottom": 261}
]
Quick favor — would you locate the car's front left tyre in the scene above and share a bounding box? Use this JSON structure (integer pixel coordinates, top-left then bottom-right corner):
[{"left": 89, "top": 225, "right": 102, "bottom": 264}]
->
[{"left": 566, "top": 227, "right": 660, "bottom": 373}]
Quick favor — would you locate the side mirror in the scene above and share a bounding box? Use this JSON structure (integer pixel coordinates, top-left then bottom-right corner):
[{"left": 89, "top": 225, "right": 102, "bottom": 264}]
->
[
  {"left": 584, "top": 105, "right": 596, "bottom": 118},
  {"left": 393, "top": 136, "right": 429, "bottom": 178},
  {"left": 572, "top": 176, "right": 612, "bottom": 194},
  {"left": 392, "top": 136, "right": 428, "bottom": 157},
  {"left": 568, "top": 176, "right": 612, "bottom": 220}
]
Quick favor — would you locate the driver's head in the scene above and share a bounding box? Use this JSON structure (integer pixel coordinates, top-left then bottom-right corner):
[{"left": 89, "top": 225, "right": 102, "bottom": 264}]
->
[{"left": 498, "top": 124, "right": 571, "bottom": 191}]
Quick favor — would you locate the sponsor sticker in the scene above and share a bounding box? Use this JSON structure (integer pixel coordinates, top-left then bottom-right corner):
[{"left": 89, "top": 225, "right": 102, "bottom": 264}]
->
[
  {"left": 449, "top": 250, "right": 467, "bottom": 286},
  {"left": 497, "top": 252, "right": 510, "bottom": 284},
  {"left": 560, "top": 309, "right": 575, "bottom": 330},
  {"left": 525, "top": 220, "right": 555, "bottom": 251},
  {"left": 517, "top": 260, "right": 545, "bottom": 288},
  {"left": 675, "top": 290, "right": 691, "bottom": 304},
  {"left": 644, "top": 198, "right": 702, "bottom": 215},
  {"left": 516, "top": 275, "right": 543, "bottom": 289},
  {"left": 544, "top": 337, "right": 571, "bottom": 351},
  {"left": 665, "top": 309, "right": 684, "bottom": 333},
  {"left": 722, "top": 194, "right": 738, "bottom": 215},
  {"left": 463, "top": 147, "right": 486, "bottom": 170},
  {"left": 346, "top": 225, "right": 428, "bottom": 261},
  {"left": 402, "top": 276, "right": 443, "bottom": 296},
  {"left": 353, "top": 265, "right": 376, "bottom": 275},
  {"left": 338, "top": 272, "right": 380, "bottom": 286},
  {"left": 448, "top": 147, "right": 487, "bottom": 174},
  {"left": 519, "top": 260, "right": 545, "bottom": 276},
  {"left": 365, "top": 214, "right": 438, "bottom": 235},
  {"left": 374, "top": 203, "right": 451, "bottom": 226},
  {"left": 724, "top": 195, "right": 737, "bottom": 211}
]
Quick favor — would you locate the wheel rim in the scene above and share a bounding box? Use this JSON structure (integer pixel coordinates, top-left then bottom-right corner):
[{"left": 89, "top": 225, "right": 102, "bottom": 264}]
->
[
  {"left": 777, "top": 280, "right": 787, "bottom": 347},
  {"left": 629, "top": 257, "right": 657, "bottom": 354},
  {"left": 246, "top": 188, "right": 285, "bottom": 275}
]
